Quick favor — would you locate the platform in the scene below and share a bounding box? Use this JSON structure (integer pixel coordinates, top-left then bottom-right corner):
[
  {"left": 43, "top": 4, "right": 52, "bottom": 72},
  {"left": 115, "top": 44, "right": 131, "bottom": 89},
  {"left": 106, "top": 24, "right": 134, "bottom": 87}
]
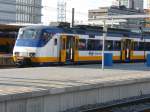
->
[{"left": 0, "top": 63, "right": 150, "bottom": 112}]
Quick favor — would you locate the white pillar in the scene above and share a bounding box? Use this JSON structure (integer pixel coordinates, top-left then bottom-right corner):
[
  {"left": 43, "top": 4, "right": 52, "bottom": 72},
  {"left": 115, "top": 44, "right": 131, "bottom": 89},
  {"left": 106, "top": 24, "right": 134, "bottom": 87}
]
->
[{"left": 102, "top": 20, "right": 107, "bottom": 70}]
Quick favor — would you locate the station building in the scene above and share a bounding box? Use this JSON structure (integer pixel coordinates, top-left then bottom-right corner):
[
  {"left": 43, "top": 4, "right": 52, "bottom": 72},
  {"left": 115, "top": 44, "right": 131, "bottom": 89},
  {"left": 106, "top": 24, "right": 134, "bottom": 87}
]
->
[
  {"left": 0, "top": 0, "right": 42, "bottom": 24},
  {"left": 118, "top": 0, "right": 143, "bottom": 10},
  {"left": 88, "top": 6, "right": 145, "bottom": 30}
]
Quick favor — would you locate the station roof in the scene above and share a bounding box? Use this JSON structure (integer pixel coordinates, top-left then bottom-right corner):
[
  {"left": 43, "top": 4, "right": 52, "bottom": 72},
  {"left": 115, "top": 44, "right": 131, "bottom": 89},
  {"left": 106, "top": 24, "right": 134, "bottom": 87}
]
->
[{"left": 0, "top": 24, "right": 23, "bottom": 32}]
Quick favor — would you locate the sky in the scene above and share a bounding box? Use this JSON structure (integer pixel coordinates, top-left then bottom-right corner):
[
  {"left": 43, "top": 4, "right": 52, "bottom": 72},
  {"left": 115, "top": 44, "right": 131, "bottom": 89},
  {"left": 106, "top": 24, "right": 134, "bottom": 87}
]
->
[{"left": 42, "top": 0, "right": 147, "bottom": 25}]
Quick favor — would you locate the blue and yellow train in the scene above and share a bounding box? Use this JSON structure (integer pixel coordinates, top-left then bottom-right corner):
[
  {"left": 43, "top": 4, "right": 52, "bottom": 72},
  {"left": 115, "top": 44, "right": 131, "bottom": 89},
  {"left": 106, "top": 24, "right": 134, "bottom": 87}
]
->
[
  {"left": 0, "top": 32, "right": 17, "bottom": 54},
  {"left": 13, "top": 24, "right": 150, "bottom": 66},
  {"left": 0, "top": 24, "right": 21, "bottom": 55}
]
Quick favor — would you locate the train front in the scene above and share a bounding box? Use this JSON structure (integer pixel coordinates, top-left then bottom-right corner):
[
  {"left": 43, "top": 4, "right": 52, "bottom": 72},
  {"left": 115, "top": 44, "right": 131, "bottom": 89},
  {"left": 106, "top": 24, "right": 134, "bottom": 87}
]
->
[{"left": 13, "top": 26, "right": 47, "bottom": 67}]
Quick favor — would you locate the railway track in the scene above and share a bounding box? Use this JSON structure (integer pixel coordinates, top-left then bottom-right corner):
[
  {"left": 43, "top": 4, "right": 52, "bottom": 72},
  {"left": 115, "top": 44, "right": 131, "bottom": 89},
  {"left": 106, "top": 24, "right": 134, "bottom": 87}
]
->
[{"left": 82, "top": 98, "right": 150, "bottom": 112}]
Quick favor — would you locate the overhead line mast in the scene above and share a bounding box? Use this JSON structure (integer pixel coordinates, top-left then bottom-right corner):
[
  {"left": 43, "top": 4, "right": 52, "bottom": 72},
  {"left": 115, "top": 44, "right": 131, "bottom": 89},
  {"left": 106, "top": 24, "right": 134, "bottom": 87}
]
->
[{"left": 57, "top": 0, "right": 67, "bottom": 22}]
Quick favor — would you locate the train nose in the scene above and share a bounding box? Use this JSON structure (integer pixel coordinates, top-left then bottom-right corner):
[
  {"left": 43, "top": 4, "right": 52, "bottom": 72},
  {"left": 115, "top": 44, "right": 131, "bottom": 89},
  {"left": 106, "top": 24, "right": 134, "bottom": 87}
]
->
[
  {"left": 13, "top": 51, "right": 36, "bottom": 67},
  {"left": 15, "top": 57, "right": 32, "bottom": 67},
  {"left": 14, "top": 52, "right": 36, "bottom": 57}
]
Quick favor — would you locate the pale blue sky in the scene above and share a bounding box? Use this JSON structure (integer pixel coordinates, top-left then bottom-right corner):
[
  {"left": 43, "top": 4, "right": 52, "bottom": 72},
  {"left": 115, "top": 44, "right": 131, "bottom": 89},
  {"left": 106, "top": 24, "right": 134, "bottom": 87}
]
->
[{"left": 42, "top": 0, "right": 147, "bottom": 24}]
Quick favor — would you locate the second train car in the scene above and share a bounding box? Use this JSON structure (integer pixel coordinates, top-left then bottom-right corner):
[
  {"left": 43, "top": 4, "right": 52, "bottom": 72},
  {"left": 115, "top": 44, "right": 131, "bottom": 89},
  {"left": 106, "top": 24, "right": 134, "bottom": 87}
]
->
[{"left": 13, "top": 24, "right": 150, "bottom": 66}]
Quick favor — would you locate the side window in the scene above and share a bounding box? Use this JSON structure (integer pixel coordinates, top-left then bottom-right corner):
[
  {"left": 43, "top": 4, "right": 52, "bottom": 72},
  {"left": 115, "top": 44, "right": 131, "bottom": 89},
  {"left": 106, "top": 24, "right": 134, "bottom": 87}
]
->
[
  {"left": 114, "top": 41, "right": 121, "bottom": 51},
  {"left": 145, "top": 42, "right": 150, "bottom": 51},
  {"left": 87, "top": 39, "right": 95, "bottom": 50},
  {"left": 78, "top": 39, "right": 87, "bottom": 50},
  {"left": 94, "top": 40, "right": 102, "bottom": 50},
  {"left": 133, "top": 42, "right": 139, "bottom": 50},
  {"left": 87, "top": 39, "right": 102, "bottom": 51},
  {"left": 139, "top": 42, "right": 145, "bottom": 51},
  {"left": 42, "top": 32, "right": 52, "bottom": 43},
  {"left": 54, "top": 39, "right": 57, "bottom": 45},
  {"left": 105, "top": 40, "right": 113, "bottom": 51}
]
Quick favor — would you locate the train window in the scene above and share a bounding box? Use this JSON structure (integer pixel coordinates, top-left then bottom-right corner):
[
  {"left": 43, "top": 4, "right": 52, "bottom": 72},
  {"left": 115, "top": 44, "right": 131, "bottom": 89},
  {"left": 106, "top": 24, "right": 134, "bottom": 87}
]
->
[
  {"left": 114, "top": 41, "right": 121, "bottom": 51},
  {"left": 94, "top": 40, "right": 102, "bottom": 50},
  {"left": 89, "top": 34, "right": 95, "bottom": 38},
  {"left": 133, "top": 42, "right": 139, "bottom": 50},
  {"left": 54, "top": 39, "right": 57, "bottom": 45},
  {"left": 42, "top": 32, "right": 52, "bottom": 42},
  {"left": 87, "top": 39, "right": 102, "bottom": 50},
  {"left": 105, "top": 40, "right": 113, "bottom": 51},
  {"left": 19, "top": 29, "right": 38, "bottom": 39},
  {"left": 78, "top": 39, "right": 87, "bottom": 50},
  {"left": 139, "top": 42, "right": 145, "bottom": 51},
  {"left": 87, "top": 40, "right": 95, "bottom": 50},
  {"left": 145, "top": 42, "right": 150, "bottom": 51}
]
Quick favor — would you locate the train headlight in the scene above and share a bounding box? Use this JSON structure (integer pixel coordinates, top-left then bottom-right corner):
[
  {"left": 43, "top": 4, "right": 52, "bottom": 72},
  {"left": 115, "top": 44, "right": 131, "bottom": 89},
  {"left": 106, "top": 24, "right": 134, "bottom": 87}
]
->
[
  {"left": 14, "top": 52, "right": 19, "bottom": 56},
  {"left": 29, "top": 52, "right": 36, "bottom": 57}
]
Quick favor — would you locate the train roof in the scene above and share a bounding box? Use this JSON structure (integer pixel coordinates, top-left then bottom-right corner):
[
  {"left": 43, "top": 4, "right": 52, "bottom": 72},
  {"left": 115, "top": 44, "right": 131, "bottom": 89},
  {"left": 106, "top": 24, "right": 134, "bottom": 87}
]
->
[
  {"left": 22, "top": 24, "right": 129, "bottom": 32},
  {"left": 20, "top": 24, "right": 150, "bottom": 39},
  {"left": 21, "top": 25, "right": 52, "bottom": 30},
  {"left": 0, "top": 24, "right": 22, "bottom": 32}
]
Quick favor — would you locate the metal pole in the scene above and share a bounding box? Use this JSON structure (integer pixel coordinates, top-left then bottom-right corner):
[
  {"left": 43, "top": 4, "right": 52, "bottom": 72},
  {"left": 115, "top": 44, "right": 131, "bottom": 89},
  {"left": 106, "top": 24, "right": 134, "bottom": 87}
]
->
[
  {"left": 102, "top": 20, "right": 107, "bottom": 70},
  {"left": 111, "top": 18, "right": 114, "bottom": 28},
  {"left": 72, "top": 8, "right": 75, "bottom": 27}
]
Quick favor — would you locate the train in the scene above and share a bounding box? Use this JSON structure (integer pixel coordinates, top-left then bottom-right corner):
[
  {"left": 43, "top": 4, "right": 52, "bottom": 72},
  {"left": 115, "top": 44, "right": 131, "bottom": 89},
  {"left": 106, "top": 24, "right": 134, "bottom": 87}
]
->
[
  {"left": 13, "top": 23, "right": 150, "bottom": 66},
  {"left": 0, "top": 24, "right": 21, "bottom": 55},
  {"left": 0, "top": 32, "right": 17, "bottom": 54}
]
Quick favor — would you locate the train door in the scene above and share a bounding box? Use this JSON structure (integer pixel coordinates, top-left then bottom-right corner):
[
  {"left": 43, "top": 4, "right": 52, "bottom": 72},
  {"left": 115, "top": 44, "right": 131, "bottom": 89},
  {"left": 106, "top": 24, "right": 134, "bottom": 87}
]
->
[
  {"left": 121, "top": 39, "right": 133, "bottom": 62},
  {"left": 66, "top": 36, "right": 75, "bottom": 62},
  {"left": 74, "top": 36, "right": 79, "bottom": 62},
  {"left": 60, "top": 35, "right": 67, "bottom": 63},
  {"left": 60, "top": 35, "right": 78, "bottom": 63}
]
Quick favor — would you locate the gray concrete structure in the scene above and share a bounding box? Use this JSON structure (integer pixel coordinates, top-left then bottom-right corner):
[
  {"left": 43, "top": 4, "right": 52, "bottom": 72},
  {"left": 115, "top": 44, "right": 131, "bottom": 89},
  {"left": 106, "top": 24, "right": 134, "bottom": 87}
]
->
[
  {"left": 0, "top": 0, "right": 42, "bottom": 24},
  {"left": 88, "top": 6, "right": 145, "bottom": 29},
  {"left": 0, "top": 64, "right": 149, "bottom": 112},
  {"left": 0, "top": 0, "right": 16, "bottom": 23},
  {"left": 117, "top": 0, "right": 143, "bottom": 9}
]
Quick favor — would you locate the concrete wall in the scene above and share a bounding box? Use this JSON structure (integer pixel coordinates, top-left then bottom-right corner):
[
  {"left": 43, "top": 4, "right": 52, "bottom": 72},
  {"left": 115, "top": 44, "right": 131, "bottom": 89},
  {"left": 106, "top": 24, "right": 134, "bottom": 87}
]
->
[
  {"left": 16, "top": 0, "right": 42, "bottom": 23},
  {"left": 0, "top": 2, "right": 16, "bottom": 23},
  {"left": 0, "top": 0, "right": 42, "bottom": 24},
  {"left": 0, "top": 79, "right": 150, "bottom": 112}
]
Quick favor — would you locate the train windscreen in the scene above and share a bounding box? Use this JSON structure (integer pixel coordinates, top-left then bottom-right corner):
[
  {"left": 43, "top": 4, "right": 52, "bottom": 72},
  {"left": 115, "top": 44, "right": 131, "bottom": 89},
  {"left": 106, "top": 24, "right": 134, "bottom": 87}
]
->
[{"left": 18, "top": 29, "right": 40, "bottom": 39}]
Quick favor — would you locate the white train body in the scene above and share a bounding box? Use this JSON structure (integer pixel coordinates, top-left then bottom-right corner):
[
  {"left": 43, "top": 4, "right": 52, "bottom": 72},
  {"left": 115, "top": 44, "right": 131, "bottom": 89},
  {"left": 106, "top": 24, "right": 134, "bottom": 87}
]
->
[{"left": 13, "top": 25, "right": 150, "bottom": 66}]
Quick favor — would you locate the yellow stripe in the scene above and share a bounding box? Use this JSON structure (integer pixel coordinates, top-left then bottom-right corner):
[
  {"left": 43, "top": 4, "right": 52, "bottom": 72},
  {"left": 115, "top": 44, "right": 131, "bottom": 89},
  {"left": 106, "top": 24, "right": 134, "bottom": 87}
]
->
[
  {"left": 13, "top": 56, "right": 59, "bottom": 63},
  {"left": 78, "top": 56, "right": 120, "bottom": 61},
  {"left": 31, "top": 57, "right": 59, "bottom": 63},
  {"left": 14, "top": 55, "right": 145, "bottom": 63},
  {"left": 78, "top": 56, "right": 102, "bottom": 61},
  {"left": 0, "top": 38, "right": 15, "bottom": 45},
  {"left": 31, "top": 55, "right": 120, "bottom": 63},
  {"left": 113, "top": 56, "right": 120, "bottom": 60},
  {"left": 131, "top": 56, "right": 145, "bottom": 60}
]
